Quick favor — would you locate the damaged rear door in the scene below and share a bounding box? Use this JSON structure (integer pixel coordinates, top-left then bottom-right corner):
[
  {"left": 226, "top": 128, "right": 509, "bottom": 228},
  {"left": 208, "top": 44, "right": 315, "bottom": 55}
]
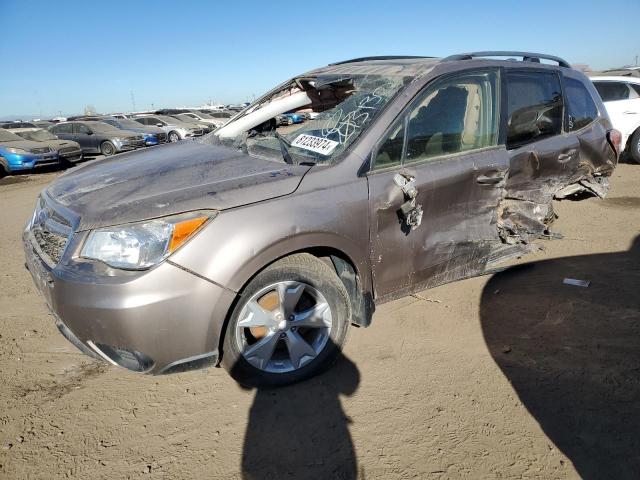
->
[
  {"left": 500, "top": 69, "right": 579, "bottom": 243},
  {"left": 367, "top": 68, "right": 509, "bottom": 301}
]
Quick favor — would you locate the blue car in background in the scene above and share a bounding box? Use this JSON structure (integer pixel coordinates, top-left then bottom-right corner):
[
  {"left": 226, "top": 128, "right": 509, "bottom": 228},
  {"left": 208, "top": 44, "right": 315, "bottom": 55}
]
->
[
  {"left": 282, "top": 113, "right": 305, "bottom": 124},
  {"left": 99, "top": 117, "right": 168, "bottom": 146},
  {"left": 0, "top": 128, "right": 58, "bottom": 176}
]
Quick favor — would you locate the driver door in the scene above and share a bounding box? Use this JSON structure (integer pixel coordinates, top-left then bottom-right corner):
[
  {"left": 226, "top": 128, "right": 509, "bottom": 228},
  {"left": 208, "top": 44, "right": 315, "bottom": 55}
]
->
[{"left": 367, "top": 69, "right": 509, "bottom": 301}]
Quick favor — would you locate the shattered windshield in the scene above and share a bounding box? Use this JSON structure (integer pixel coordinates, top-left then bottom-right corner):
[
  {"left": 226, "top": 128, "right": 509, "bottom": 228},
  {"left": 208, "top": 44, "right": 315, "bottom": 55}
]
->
[{"left": 210, "top": 74, "right": 410, "bottom": 164}]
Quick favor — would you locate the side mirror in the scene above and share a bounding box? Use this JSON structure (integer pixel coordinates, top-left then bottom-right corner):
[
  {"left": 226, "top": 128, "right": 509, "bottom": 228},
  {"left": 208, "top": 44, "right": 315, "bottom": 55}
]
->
[
  {"left": 86, "top": 130, "right": 93, "bottom": 135},
  {"left": 156, "top": 123, "right": 163, "bottom": 127}
]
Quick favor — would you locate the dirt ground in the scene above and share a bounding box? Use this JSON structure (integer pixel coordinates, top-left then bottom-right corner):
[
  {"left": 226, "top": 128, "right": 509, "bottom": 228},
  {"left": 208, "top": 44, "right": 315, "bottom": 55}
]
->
[{"left": 0, "top": 161, "right": 638, "bottom": 479}]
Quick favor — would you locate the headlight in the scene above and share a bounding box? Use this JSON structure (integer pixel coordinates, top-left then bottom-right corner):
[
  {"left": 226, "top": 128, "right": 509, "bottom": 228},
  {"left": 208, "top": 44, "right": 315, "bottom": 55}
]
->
[
  {"left": 80, "top": 211, "right": 215, "bottom": 270},
  {"left": 6, "top": 147, "right": 28, "bottom": 154}
]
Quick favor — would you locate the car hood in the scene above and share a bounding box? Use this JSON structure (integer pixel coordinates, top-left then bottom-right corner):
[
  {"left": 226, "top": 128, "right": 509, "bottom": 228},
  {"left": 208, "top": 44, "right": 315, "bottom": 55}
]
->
[
  {"left": 41, "top": 139, "right": 81, "bottom": 150},
  {"left": 46, "top": 140, "right": 311, "bottom": 231},
  {"left": 0, "top": 139, "right": 49, "bottom": 151}
]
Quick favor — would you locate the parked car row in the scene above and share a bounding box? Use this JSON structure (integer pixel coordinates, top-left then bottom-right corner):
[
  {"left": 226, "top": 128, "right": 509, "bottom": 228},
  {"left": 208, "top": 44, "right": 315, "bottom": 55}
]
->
[{"left": 0, "top": 106, "right": 241, "bottom": 176}]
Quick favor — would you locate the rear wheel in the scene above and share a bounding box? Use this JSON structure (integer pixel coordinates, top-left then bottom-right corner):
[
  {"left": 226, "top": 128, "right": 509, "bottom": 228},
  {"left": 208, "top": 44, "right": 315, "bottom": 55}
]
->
[
  {"left": 100, "top": 141, "right": 116, "bottom": 156},
  {"left": 222, "top": 254, "right": 351, "bottom": 387},
  {"left": 168, "top": 131, "right": 180, "bottom": 143},
  {"left": 629, "top": 129, "right": 640, "bottom": 164}
]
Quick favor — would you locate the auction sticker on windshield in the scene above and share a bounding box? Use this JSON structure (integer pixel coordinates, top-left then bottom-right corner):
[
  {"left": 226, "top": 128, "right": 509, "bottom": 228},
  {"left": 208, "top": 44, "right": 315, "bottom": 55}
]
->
[{"left": 291, "top": 134, "right": 339, "bottom": 156}]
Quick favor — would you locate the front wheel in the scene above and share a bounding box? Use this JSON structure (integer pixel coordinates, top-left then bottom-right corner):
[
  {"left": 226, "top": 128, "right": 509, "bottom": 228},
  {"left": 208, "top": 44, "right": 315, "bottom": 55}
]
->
[
  {"left": 168, "top": 131, "right": 181, "bottom": 143},
  {"left": 100, "top": 141, "right": 116, "bottom": 156},
  {"left": 222, "top": 254, "right": 351, "bottom": 387},
  {"left": 629, "top": 129, "right": 640, "bottom": 164}
]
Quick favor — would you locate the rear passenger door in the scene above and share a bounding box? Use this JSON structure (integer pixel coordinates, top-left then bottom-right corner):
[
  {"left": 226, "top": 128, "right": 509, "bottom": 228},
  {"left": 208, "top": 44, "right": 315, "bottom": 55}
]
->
[
  {"left": 502, "top": 69, "right": 578, "bottom": 206},
  {"left": 73, "top": 123, "right": 98, "bottom": 153},
  {"left": 594, "top": 80, "right": 640, "bottom": 143},
  {"left": 368, "top": 69, "right": 509, "bottom": 300}
]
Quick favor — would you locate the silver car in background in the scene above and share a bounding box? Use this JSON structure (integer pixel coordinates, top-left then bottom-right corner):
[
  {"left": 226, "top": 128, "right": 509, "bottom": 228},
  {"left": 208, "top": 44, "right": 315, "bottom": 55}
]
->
[{"left": 134, "top": 115, "right": 203, "bottom": 142}]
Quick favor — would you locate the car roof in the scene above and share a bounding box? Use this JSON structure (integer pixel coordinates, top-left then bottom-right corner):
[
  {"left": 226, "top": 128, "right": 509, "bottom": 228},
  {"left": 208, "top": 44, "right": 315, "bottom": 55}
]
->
[
  {"left": 590, "top": 76, "right": 640, "bottom": 84},
  {"left": 308, "top": 51, "right": 572, "bottom": 78},
  {"left": 5, "top": 127, "right": 39, "bottom": 132}
]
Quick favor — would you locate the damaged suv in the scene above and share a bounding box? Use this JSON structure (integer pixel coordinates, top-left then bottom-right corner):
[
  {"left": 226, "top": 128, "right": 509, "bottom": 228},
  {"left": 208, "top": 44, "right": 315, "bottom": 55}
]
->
[{"left": 24, "top": 52, "right": 618, "bottom": 386}]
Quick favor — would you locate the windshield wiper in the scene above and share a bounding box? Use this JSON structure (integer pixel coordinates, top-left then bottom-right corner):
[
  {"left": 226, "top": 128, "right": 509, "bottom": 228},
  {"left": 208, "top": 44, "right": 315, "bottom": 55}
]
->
[{"left": 273, "top": 131, "right": 293, "bottom": 165}]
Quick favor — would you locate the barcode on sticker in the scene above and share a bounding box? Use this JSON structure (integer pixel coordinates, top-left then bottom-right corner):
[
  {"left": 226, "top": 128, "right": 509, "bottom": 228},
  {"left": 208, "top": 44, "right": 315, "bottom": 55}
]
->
[{"left": 291, "top": 134, "right": 339, "bottom": 156}]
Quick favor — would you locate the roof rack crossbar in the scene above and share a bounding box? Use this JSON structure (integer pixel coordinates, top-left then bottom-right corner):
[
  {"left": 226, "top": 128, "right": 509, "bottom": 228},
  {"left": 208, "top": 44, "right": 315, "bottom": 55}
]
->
[
  {"left": 442, "top": 51, "right": 571, "bottom": 68},
  {"left": 329, "top": 55, "right": 433, "bottom": 66}
]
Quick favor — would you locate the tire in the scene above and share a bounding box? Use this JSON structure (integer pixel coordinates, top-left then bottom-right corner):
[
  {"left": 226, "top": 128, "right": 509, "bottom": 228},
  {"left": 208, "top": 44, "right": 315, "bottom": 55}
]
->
[
  {"left": 100, "top": 141, "right": 116, "bottom": 156},
  {"left": 222, "top": 253, "right": 351, "bottom": 387},
  {"left": 168, "top": 131, "right": 180, "bottom": 143},
  {"left": 629, "top": 129, "right": 640, "bottom": 164}
]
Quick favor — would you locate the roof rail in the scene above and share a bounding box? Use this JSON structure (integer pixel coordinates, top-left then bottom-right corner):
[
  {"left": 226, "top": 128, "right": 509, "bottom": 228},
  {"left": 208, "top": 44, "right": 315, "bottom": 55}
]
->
[
  {"left": 442, "top": 51, "right": 571, "bottom": 68},
  {"left": 329, "top": 55, "right": 433, "bottom": 66}
]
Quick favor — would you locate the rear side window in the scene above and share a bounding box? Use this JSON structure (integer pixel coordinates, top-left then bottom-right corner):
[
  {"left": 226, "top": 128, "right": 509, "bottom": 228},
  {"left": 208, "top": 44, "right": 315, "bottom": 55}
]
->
[
  {"left": 373, "top": 69, "right": 500, "bottom": 169},
  {"left": 594, "top": 82, "right": 631, "bottom": 102},
  {"left": 505, "top": 71, "right": 563, "bottom": 149},
  {"left": 565, "top": 77, "right": 598, "bottom": 131},
  {"left": 629, "top": 83, "right": 640, "bottom": 96},
  {"left": 75, "top": 123, "right": 90, "bottom": 134}
]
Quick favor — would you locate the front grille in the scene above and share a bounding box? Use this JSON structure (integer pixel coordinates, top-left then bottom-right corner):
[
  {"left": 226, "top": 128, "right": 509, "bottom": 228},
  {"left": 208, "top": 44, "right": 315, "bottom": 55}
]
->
[
  {"left": 123, "top": 136, "right": 144, "bottom": 145},
  {"left": 30, "top": 197, "right": 72, "bottom": 266},
  {"left": 59, "top": 146, "right": 80, "bottom": 155},
  {"left": 31, "top": 147, "right": 51, "bottom": 154}
]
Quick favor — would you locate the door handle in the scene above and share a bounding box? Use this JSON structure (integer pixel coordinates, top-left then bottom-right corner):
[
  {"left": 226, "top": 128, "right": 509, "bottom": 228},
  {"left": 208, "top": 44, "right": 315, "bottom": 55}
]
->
[
  {"left": 476, "top": 173, "right": 504, "bottom": 185},
  {"left": 623, "top": 111, "right": 638, "bottom": 114},
  {"left": 558, "top": 149, "right": 577, "bottom": 162}
]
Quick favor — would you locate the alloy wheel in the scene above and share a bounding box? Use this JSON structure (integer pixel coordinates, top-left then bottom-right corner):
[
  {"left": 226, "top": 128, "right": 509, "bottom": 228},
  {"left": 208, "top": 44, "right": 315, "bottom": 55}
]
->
[{"left": 235, "top": 281, "right": 333, "bottom": 373}]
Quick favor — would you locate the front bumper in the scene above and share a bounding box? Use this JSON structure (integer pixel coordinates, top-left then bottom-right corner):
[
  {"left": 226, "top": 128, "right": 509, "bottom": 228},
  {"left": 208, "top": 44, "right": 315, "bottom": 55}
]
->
[
  {"left": 58, "top": 148, "right": 83, "bottom": 163},
  {"left": 23, "top": 230, "right": 236, "bottom": 374},
  {"left": 115, "top": 139, "right": 146, "bottom": 152},
  {"left": 4, "top": 151, "right": 59, "bottom": 171}
]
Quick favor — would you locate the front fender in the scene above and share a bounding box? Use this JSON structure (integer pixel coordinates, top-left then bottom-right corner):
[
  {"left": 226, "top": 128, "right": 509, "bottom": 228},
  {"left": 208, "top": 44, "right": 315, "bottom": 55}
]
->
[{"left": 169, "top": 176, "right": 372, "bottom": 299}]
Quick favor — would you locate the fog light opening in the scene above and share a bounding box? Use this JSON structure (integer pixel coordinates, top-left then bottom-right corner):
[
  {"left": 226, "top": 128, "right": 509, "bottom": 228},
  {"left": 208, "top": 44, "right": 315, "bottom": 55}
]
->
[{"left": 87, "top": 340, "right": 154, "bottom": 372}]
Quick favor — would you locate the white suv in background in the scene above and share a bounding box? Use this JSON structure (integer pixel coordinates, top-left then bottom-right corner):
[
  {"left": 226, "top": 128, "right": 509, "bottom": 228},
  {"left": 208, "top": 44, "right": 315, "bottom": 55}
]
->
[{"left": 592, "top": 76, "right": 640, "bottom": 163}]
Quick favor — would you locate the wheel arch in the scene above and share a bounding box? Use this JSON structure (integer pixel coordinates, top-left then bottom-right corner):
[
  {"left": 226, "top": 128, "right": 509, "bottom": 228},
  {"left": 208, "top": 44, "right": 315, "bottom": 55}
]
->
[
  {"left": 215, "top": 239, "right": 375, "bottom": 361},
  {"left": 0, "top": 156, "right": 9, "bottom": 175}
]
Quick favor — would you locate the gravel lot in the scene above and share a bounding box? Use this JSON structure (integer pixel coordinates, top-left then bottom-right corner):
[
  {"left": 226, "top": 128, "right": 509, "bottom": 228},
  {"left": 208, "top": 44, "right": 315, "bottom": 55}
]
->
[{"left": 0, "top": 161, "right": 638, "bottom": 479}]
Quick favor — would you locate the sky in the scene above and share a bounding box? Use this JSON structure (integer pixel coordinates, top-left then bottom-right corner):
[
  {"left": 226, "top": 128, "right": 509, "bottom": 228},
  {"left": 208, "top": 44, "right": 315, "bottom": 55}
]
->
[{"left": 0, "top": 0, "right": 638, "bottom": 119}]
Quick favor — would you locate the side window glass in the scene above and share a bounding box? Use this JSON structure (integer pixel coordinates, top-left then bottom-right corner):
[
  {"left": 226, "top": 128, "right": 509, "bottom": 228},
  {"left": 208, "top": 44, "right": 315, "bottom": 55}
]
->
[
  {"left": 565, "top": 77, "right": 598, "bottom": 131},
  {"left": 629, "top": 83, "right": 640, "bottom": 96},
  {"left": 373, "top": 119, "right": 405, "bottom": 169},
  {"left": 138, "top": 118, "right": 148, "bottom": 125},
  {"left": 75, "top": 124, "right": 90, "bottom": 134},
  {"left": 594, "top": 82, "right": 631, "bottom": 102},
  {"left": 405, "top": 70, "right": 499, "bottom": 163},
  {"left": 506, "top": 71, "right": 563, "bottom": 149}
]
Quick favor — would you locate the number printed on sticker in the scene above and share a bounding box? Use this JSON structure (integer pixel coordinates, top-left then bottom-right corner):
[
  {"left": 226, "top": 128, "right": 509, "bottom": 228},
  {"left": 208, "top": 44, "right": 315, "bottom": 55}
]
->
[{"left": 291, "top": 134, "right": 339, "bottom": 156}]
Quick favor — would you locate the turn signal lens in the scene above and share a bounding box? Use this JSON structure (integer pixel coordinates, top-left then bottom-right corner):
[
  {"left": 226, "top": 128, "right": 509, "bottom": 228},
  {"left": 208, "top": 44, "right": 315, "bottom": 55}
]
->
[{"left": 169, "top": 216, "right": 208, "bottom": 252}]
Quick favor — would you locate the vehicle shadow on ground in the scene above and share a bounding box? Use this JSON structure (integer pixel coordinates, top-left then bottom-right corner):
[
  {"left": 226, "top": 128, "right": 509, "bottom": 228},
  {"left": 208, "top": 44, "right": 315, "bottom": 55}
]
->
[
  {"left": 480, "top": 236, "right": 640, "bottom": 479},
  {"left": 236, "top": 350, "right": 360, "bottom": 480}
]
